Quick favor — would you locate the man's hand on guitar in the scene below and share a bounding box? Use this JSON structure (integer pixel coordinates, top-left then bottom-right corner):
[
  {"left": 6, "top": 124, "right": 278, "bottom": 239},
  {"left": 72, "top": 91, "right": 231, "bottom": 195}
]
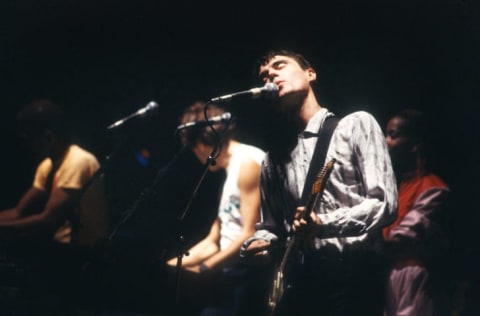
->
[{"left": 292, "top": 206, "right": 323, "bottom": 240}]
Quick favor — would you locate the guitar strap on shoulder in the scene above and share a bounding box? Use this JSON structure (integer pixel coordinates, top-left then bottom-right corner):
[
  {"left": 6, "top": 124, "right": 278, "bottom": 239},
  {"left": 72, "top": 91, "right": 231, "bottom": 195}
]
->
[{"left": 299, "top": 115, "right": 339, "bottom": 205}]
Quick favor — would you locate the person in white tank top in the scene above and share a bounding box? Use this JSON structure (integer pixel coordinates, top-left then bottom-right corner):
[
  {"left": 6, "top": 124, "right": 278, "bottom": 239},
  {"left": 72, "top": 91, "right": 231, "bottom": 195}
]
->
[{"left": 166, "top": 101, "right": 266, "bottom": 316}]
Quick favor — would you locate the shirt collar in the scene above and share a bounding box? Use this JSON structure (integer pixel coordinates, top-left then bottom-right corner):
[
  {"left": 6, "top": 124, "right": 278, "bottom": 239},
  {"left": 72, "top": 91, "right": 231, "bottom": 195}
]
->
[{"left": 300, "top": 108, "right": 330, "bottom": 138}]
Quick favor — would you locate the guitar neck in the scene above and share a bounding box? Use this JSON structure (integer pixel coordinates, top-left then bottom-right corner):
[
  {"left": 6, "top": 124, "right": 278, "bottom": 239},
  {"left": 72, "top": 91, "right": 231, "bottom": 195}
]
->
[
  {"left": 267, "top": 159, "right": 336, "bottom": 316},
  {"left": 302, "top": 189, "right": 322, "bottom": 220},
  {"left": 301, "top": 158, "right": 336, "bottom": 221}
]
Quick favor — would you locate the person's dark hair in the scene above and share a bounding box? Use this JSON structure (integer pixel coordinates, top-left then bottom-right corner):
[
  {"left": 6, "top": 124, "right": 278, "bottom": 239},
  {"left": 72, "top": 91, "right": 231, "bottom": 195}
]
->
[
  {"left": 394, "top": 108, "right": 428, "bottom": 143},
  {"left": 177, "top": 101, "right": 236, "bottom": 147},
  {"left": 256, "top": 49, "right": 312, "bottom": 71},
  {"left": 394, "top": 108, "right": 437, "bottom": 173},
  {"left": 17, "top": 99, "right": 71, "bottom": 139}
]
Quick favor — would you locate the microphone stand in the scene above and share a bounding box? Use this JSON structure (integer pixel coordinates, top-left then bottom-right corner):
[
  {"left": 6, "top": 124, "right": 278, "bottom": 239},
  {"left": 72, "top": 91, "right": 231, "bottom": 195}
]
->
[
  {"left": 78, "top": 128, "right": 127, "bottom": 251},
  {"left": 105, "top": 144, "right": 188, "bottom": 244},
  {"left": 74, "top": 129, "right": 130, "bottom": 315},
  {"left": 172, "top": 102, "right": 233, "bottom": 307},
  {"left": 86, "top": 140, "right": 189, "bottom": 315}
]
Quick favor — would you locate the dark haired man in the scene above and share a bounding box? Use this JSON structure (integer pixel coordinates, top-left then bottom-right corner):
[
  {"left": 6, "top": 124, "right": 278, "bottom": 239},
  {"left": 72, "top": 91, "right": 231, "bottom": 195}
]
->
[{"left": 241, "top": 50, "right": 398, "bottom": 315}]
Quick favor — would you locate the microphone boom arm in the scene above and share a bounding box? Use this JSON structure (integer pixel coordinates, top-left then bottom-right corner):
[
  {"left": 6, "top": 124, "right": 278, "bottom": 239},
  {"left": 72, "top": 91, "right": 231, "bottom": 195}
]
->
[{"left": 107, "top": 101, "right": 159, "bottom": 130}]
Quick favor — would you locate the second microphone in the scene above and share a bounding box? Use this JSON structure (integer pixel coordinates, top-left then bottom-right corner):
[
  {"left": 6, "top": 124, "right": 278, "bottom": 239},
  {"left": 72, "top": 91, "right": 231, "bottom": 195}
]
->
[{"left": 176, "top": 112, "right": 233, "bottom": 131}]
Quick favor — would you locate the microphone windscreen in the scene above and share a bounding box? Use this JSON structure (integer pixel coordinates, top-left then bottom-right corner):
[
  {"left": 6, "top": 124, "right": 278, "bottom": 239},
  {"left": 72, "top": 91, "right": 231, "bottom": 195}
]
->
[{"left": 263, "top": 83, "right": 279, "bottom": 100}]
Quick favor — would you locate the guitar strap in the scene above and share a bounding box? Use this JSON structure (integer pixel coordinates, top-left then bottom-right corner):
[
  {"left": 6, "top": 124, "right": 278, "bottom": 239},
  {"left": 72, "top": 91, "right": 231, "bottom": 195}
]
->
[{"left": 299, "top": 115, "right": 339, "bottom": 205}]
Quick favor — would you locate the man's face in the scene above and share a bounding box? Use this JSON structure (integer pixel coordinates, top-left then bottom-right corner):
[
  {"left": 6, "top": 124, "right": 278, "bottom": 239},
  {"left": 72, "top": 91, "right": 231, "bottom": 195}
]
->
[
  {"left": 385, "top": 116, "right": 416, "bottom": 173},
  {"left": 258, "top": 55, "right": 316, "bottom": 108},
  {"left": 385, "top": 117, "right": 408, "bottom": 151}
]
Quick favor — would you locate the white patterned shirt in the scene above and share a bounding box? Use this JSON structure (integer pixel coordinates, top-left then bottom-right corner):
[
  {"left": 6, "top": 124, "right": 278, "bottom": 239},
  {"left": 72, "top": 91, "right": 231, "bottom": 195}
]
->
[{"left": 246, "top": 108, "right": 398, "bottom": 254}]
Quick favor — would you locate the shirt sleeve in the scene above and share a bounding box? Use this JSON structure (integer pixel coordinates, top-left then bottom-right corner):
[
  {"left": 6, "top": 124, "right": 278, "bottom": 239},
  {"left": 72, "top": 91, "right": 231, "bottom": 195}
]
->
[
  {"left": 317, "top": 111, "right": 398, "bottom": 238},
  {"left": 254, "top": 158, "right": 292, "bottom": 240},
  {"left": 33, "top": 158, "right": 52, "bottom": 191},
  {"left": 389, "top": 187, "right": 450, "bottom": 246},
  {"left": 55, "top": 150, "right": 99, "bottom": 190}
]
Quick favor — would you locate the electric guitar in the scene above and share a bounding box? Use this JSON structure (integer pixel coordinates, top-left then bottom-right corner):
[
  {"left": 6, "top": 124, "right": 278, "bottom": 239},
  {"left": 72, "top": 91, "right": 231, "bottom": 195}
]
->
[{"left": 267, "top": 158, "right": 336, "bottom": 316}]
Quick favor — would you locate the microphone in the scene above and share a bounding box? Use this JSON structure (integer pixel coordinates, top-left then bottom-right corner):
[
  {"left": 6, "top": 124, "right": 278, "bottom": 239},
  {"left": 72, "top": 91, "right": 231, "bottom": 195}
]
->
[
  {"left": 176, "top": 112, "right": 233, "bottom": 131},
  {"left": 210, "top": 83, "right": 279, "bottom": 102},
  {"left": 107, "top": 101, "right": 159, "bottom": 130}
]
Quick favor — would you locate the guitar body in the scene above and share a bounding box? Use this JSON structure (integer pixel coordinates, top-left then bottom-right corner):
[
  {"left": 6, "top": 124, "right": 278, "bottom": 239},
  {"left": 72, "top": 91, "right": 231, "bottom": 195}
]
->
[
  {"left": 266, "top": 158, "right": 336, "bottom": 316},
  {"left": 267, "top": 237, "right": 300, "bottom": 316},
  {"left": 268, "top": 267, "right": 286, "bottom": 316}
]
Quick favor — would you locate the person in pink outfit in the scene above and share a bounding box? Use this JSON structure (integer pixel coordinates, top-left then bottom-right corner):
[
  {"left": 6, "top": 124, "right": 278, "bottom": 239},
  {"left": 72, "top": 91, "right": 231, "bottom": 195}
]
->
[{"left": 383, "top": 108, "right": 452, "bottom": 316}]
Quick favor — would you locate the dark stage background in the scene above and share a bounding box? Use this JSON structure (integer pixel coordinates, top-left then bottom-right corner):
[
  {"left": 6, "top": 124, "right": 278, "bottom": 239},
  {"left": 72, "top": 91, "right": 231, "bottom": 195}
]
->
[{"left": 0, "top": 0, "right": 479, "bottom": 314}]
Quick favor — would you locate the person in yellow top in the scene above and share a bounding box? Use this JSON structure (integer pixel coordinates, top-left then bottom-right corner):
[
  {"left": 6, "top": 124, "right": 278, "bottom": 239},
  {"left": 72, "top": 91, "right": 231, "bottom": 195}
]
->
[
  {"left": 0, "top": 99, "right": 108, "bottom": 246},
  {"left": 0, "top": 99, "right": 109, "bottom": 312}
]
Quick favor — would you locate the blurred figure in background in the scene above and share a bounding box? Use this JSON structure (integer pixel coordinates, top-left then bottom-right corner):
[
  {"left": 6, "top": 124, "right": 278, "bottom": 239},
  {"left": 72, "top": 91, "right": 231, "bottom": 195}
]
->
[
  {"left": 0, "top": 99, "right": 109, "bottom": 312},
  {"left": 383, "top": 108, "right": 452, "bottom": 316},
  {"left": 165, "top": 101, "right": 266, "bottom": 316}
]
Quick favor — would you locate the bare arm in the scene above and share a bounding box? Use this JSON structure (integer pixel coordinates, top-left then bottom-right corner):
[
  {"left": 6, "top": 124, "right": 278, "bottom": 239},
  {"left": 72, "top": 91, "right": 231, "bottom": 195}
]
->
[
  {"left": 0, "top": 186, "right": 80, "bottom": 239},
  {"left": 166, "top": 218, "right": 221, "bottom": 267},
  {"left": 199, "top": 159, "right": 261, "bottom": 271},
  {"left": 0, "top": 187, "right": 47, "bottom": 220}
]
